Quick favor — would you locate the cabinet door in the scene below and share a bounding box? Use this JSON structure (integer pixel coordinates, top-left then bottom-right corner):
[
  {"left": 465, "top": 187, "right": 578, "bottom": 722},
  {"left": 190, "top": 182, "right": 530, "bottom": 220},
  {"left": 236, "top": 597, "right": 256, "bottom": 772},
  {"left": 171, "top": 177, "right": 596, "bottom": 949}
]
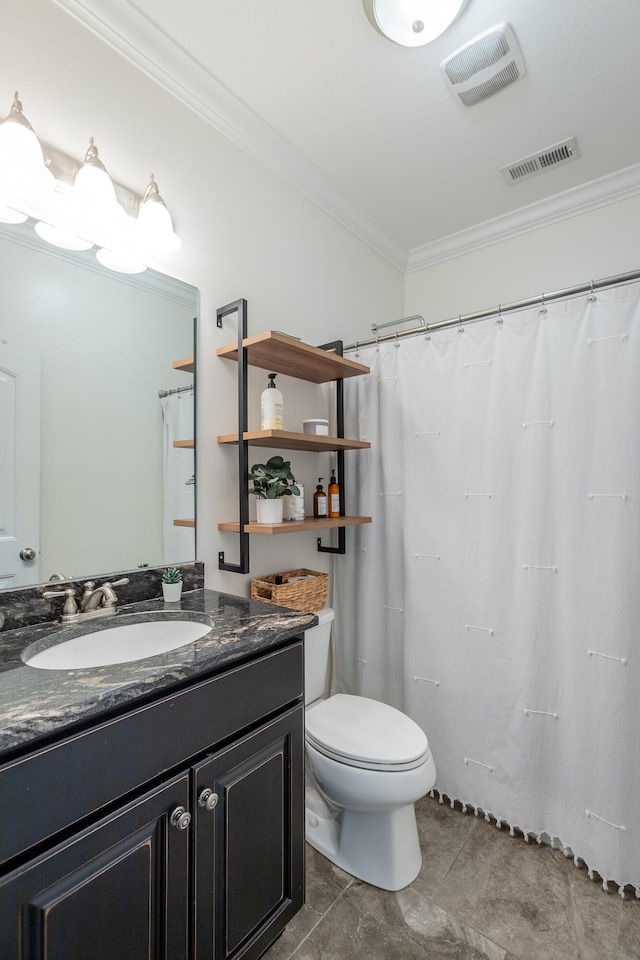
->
[
  {"left": 193, "top": 705, "right": 304, "bottom": 960},
  {"left": 0, "top": 773, "right": 190, "bottom": 960}
]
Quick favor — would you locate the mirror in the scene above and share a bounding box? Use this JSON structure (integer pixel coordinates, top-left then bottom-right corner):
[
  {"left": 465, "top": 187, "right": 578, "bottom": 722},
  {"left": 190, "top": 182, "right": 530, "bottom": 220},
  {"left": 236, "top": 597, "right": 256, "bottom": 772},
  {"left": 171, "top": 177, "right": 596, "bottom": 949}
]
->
[{"left": 0, "top": 220, "right": 197, "bottom": 590}]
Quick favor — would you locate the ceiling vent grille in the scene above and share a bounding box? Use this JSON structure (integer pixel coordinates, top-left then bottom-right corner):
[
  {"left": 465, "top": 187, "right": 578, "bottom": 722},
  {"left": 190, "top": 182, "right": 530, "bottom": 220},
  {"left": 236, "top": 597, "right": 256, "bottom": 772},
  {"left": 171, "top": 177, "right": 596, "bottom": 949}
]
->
[
  {"left": 501, "top": 138, "right": 580, "bottom": 185},
  {"left": 440, "top": 23, "right": 525, "bottom": 107}
]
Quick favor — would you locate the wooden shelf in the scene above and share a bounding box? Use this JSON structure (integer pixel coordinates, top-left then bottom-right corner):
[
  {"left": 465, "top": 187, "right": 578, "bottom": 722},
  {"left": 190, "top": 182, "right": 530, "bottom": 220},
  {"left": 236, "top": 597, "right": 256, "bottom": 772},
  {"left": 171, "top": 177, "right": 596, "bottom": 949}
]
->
[
  {"left": 173, "top": 518, "right": 195, "bottom": 528},
  {"left": 218, "top": 516, "right": 371, "bottom": 535},
  {"left": 173, "top": 439, "right": 194, "bottom": 448},
  {"left": 217, "top": 430, "right": 370, "bottom": 453},
  {"left": 173, "top": 356, "right": 195, "bottom": 374},
  {"left": 217, "top": 331, "right": 369, "bottom": 383}
]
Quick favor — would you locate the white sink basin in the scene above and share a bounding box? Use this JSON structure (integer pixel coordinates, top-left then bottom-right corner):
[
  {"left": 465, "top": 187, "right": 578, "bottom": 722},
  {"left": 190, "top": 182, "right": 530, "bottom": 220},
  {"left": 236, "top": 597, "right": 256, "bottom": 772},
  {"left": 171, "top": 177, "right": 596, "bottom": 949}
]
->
[{"left": 23, "top": 617, "right": 213, "bottom": 670}]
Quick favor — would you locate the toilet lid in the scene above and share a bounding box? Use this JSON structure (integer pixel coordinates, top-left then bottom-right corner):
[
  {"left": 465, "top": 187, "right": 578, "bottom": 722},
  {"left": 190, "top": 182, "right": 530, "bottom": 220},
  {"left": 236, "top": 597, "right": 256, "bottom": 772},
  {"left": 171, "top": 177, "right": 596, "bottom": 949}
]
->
[{"left": 306, "top": 694, "right": 429, "bottom": 769}]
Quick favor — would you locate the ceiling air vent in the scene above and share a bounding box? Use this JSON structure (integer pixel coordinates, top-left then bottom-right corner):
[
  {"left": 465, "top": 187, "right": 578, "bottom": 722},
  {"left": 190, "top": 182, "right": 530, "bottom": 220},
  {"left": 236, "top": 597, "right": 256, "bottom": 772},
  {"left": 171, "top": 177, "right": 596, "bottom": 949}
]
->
[
  {"left": 500, "top": 138, "right": 580, "bottom": 185},
  {"left": 440, "top": 23, "right": 525, "bottom": 107}
]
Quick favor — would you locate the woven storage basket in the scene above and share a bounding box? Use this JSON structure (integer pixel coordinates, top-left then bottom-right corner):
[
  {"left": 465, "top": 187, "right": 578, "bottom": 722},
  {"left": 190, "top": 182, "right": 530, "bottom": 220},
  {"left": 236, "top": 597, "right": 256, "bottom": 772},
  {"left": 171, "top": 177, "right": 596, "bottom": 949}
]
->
[{"left": 250, "top": 568, "right": 329, "bottom": 612}]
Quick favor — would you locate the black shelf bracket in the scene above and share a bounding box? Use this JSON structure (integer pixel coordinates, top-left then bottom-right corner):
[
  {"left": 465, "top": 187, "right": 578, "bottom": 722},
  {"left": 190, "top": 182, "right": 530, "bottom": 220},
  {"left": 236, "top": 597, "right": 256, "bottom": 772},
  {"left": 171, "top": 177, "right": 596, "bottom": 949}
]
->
[
  {"left": 316, "top": 340, "right": 346, "bottom": 556},
  {"left": 218, "top": 298, "right": 250, "bottom": 574}
]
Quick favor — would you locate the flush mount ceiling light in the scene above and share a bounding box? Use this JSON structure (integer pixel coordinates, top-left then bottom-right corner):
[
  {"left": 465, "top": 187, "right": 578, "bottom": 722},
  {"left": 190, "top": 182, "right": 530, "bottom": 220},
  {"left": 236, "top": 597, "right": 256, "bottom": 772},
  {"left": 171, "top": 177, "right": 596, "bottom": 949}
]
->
[
  {"left": 366, "top": 0, "right": 465, "bottom": 46},
  {"left": 0, "top": 91, "right": 181, "bottom": 272}
]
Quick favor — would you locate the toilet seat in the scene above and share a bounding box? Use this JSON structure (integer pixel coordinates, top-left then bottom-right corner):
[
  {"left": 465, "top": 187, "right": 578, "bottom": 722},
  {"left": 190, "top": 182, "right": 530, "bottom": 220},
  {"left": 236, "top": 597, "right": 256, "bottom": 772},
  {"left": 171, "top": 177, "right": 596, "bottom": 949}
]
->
[{"left": 305, "top": 694, "right": 429, "bottom": 772}]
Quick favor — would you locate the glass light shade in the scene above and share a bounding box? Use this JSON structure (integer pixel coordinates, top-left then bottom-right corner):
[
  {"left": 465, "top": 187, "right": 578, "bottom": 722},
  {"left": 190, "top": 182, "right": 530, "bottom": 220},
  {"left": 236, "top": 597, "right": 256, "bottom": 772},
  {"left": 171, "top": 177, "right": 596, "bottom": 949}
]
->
[
  {"left": 68, "top": 138, "right": 126, "bottom": 246},
  {"left": 96, "top": 247, "right": 147, "bottom": 274},
  {"left": 0, "top": 205, "right": 28, "bottom": 224},
  {"left": 136, "top": 174, "right": 181, "bottom": 254},
  {"left": 34, "top": 220, "right": 94, "bottom": 251},
  {"left": 372, "top": 0, "right": 465, "bottom": 45},
  {"left": 0, "top": 93, "right": 53, "bottom": 212}
]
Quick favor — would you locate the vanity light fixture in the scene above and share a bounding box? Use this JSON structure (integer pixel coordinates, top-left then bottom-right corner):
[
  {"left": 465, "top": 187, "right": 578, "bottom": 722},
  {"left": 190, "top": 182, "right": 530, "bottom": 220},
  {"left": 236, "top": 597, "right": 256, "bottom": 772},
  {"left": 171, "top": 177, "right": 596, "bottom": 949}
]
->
[
  {"left": 367, "top": 0, "right": 465, "bottom": 46},
  {"left": 0, "top": 92, "right": 181, "bottom": 272},
  {"left": 0, "top": 92, "right": 54, "bottom": 223},
  {"left": 136, "top": 174, "right": 181, "bottom": 254}
]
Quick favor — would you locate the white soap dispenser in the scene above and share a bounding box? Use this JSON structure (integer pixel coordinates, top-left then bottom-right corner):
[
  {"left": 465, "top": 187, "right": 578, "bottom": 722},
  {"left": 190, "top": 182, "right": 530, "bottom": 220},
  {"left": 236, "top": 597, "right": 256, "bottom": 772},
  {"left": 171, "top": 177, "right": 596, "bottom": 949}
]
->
[{"left": 260, "top": 373, "right": 284, "bottom": 430}]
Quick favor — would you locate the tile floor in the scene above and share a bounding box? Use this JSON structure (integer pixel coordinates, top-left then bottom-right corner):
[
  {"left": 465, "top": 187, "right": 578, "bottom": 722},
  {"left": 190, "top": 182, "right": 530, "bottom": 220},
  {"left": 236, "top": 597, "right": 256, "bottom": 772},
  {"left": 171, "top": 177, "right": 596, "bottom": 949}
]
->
[{"left": 265, "top": 796, "right": 640, "bottom": 960}]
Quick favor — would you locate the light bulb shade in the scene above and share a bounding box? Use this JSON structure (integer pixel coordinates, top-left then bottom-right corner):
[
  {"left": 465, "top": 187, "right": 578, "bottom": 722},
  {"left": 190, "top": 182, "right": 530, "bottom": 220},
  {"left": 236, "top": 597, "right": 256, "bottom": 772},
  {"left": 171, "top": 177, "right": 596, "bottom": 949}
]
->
[
  {"left": 0, "top": 205, "right": 28, "bottom": 224},
  {"left": 0, "top": 92, "right": 52, "bottom": 204},
  {"left": 67, "top": 137, "right": 127, "bottom": 247},
  {"left": 372, "top": 0, "right": 465, "bottom": 45},
  {"left": 96, "top": 247, "right": 147, "bottom": 274},
  {"left": 136, "top": 174, "right": 181, "bottom": 254},
  {"left": 34, "top": 220, "right": 94, "bottom": 251}
]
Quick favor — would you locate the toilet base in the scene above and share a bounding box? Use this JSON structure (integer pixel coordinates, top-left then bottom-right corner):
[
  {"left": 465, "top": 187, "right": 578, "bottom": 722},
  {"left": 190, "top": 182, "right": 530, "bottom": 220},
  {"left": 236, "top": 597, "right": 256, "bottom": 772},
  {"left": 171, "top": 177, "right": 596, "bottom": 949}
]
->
[{"left": 305, "top": 789, "right": 422, "bottom": 891}]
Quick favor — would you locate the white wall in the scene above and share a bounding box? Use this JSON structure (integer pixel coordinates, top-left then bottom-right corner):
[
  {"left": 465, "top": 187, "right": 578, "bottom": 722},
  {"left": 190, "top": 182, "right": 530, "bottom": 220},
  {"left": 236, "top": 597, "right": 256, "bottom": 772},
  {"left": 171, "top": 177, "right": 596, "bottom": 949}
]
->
[
  {"left": 2, "top": 0, "right": 404, "bottom": 594},
  {"left": 404, "top": 196, "right": 640, "bottom": 324}
]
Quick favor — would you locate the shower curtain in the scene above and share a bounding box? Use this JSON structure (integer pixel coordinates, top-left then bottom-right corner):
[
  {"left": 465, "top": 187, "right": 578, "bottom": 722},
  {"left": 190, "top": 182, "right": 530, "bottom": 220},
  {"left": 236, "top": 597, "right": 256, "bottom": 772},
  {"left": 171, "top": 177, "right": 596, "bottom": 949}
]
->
[
  {"left": 161, "top": 390, "right": 195, "bottom": 563},
  {"left": 334, "top": 280, "right": 640, "bottom": 893}
]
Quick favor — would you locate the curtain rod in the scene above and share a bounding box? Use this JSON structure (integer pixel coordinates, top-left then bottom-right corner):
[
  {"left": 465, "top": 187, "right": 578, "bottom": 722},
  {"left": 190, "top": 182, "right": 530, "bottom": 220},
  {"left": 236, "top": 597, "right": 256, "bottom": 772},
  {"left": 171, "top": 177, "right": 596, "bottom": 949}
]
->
[
  {"left": 346, "top": 268, "right": 640, "bottom": 351},
  {"left": 158, "top": 384, "right": 194, "bottom": 398}
]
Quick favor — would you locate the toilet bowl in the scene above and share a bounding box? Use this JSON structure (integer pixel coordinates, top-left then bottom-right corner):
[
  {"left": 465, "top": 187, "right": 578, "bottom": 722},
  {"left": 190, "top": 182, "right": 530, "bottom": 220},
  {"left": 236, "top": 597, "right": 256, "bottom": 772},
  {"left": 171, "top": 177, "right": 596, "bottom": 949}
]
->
[{"left": 304, "top": 610, "right": 436, "bottom": 891}]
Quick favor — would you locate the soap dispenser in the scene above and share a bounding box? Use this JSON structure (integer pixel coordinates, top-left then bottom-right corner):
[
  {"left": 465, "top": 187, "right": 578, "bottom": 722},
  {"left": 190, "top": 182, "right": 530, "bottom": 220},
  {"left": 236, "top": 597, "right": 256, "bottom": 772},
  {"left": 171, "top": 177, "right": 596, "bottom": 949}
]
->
[
  {"left": 313, "top": 478, "right": 327, "bottom": 518},
  {"left": 260, "top": 373, "right": 284, "bottom": 430}
]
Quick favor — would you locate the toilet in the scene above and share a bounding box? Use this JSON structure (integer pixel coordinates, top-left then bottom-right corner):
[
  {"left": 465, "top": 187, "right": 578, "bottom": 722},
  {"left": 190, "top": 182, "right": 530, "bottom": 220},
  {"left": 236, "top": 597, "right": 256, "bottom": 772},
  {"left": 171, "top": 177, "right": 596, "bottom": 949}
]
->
[{"left": 304, "top": 608, "right": 436, "bottom": 891}]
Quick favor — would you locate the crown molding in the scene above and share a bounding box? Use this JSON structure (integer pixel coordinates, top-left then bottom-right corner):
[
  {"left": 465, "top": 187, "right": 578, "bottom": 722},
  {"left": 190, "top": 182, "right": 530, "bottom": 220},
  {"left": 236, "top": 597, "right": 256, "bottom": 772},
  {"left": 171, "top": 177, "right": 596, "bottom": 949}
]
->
[
  {"left": 406, "top": 163, "right": 640, "bottom": 273},
  {"left": 50, "top": 3, "right": 640, "bottom": 277},
  {"left": 52, "top": 0, "right": 409, "bottom": 271}
]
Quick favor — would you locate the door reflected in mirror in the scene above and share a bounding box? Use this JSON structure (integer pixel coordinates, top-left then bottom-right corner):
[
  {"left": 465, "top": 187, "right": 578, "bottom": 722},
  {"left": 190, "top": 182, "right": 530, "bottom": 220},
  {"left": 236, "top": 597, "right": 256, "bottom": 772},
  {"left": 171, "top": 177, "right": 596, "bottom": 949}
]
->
[{"left": 0, "top": 221, "right": 197, "bottom": 590}]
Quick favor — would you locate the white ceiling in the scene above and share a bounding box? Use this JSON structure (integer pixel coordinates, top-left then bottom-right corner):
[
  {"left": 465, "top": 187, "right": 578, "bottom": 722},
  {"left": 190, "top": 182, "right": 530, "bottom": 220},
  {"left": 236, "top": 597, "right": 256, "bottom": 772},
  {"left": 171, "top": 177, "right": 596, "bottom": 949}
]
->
[{"left": 57, "top": 0, "right": 640, "bottom": 270}]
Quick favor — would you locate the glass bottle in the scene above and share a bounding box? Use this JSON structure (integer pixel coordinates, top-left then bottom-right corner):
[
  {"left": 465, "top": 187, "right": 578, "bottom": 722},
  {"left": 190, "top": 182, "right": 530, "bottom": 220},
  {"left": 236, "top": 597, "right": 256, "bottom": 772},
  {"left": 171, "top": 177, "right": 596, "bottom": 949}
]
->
[
  {"left": 313, "top": 478, "right": 327, "bottom": 518},
  {"left": 328, "top": 471, "right": 340, "bottom": 518}
]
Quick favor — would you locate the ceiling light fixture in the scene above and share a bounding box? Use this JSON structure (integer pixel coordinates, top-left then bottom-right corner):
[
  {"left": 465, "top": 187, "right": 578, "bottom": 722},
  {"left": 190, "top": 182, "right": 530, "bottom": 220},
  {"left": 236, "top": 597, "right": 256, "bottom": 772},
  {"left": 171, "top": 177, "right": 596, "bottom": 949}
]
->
[
  {"left": 0, "top": 92, "right": 181, "bottom": 272},
  {"left": 367, "top": 0, "right": 465, "bottom": 46}
]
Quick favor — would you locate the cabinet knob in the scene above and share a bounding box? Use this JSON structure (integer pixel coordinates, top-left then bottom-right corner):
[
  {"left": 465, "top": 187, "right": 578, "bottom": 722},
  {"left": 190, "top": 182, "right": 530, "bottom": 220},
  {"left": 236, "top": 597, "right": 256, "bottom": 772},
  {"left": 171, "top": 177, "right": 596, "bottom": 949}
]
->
[
  {"left": 170, "top": 806, "right": 192, "bottom": 831},
  {"left": 198, "top": 788, "right": 219, "bottom": 811}
]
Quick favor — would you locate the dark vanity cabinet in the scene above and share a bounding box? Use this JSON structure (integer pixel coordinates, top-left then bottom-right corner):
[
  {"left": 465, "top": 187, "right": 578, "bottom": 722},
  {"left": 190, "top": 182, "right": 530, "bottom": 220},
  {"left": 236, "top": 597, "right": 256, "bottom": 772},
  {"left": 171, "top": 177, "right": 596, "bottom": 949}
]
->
[{"left": 0, "top": 641, "right": 304, "bottom": 960}]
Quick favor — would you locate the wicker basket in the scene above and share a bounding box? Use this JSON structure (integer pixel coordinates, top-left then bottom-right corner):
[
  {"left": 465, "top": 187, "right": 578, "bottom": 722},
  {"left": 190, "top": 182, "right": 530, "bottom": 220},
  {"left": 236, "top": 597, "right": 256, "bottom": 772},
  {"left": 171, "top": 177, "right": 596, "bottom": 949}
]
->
[{"left": 250, "top": 568, "right": 329, "bottom": 612}]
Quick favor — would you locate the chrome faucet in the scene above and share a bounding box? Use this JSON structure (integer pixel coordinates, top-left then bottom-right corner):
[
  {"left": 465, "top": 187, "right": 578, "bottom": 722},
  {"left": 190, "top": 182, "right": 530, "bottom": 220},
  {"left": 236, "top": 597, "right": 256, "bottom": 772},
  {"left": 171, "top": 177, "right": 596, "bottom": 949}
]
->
[
  {"left": 80, "top": 579, "right": 129, "bottom": 613},
  {"left": 44, "top": 577, "right": 130, "bottom": 624}
]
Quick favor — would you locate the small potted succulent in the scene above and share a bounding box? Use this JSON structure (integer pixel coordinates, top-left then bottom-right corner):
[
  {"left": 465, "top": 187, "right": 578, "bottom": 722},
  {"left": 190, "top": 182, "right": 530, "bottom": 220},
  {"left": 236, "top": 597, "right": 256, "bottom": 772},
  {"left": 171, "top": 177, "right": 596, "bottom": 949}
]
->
[
  {"left": 162, "top": 566, "right": 183, "bottom": 602},
  {"left": 248, "top": 456, "right": 300, "bottom": 524}
]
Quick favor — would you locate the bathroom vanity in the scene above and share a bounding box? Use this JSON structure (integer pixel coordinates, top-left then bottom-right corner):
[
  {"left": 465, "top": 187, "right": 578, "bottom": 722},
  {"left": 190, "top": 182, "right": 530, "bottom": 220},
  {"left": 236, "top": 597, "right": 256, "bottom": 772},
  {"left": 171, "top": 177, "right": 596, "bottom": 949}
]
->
[{"left": 0, "top": 589, "right": 315, "bottom": 960}]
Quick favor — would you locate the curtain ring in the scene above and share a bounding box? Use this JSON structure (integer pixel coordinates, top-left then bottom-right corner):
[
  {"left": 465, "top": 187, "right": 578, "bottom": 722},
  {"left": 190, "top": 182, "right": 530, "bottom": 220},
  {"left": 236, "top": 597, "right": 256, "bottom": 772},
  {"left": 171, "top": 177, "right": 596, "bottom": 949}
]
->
[
  {"left": 457, "top": 314, "right": 464, "bottom": 334},
  {"left": 375, "top": 335, "right": 380, "bottom": 352},
  {"left": 496, "top": 304, "right": 503, "bottom": 324},
  {"left": 354, "top": 341, "right": 359, "bottom": 357},
  {"left": 394, "top": 332, "right": 400, "bottom": 348},
  {"left": 539, "top": 293, "right": 547, "bottom": 314},
  {"left": 588, "top": 280, "right": 596, "bottom": 302}
]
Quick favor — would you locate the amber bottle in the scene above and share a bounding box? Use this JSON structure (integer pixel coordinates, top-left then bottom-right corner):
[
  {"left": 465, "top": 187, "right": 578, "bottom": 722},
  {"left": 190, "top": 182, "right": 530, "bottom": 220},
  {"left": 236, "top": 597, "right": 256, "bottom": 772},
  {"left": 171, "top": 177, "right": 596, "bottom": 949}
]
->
[
  {"left": 313, "top": 478, "right": 327, "bottom": 518},
  {"left": 328, "top": 471, "right": 340, "bottom": 518}
]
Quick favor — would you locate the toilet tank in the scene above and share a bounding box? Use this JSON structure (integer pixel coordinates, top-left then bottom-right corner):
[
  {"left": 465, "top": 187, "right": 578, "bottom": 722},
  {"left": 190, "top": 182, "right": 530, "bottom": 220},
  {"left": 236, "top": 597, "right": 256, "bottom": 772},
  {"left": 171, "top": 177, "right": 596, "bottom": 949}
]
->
[{"left": 304, "top": 607, "right": 334, "bottom": 705}]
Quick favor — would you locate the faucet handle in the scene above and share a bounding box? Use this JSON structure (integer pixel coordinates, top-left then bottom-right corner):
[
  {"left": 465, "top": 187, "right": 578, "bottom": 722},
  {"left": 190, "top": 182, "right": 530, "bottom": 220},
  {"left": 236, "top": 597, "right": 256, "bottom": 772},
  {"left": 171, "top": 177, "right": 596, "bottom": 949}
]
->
[
  {"left": 99, "top": 577, "right": 130, "bottom": 607},
  {"left": 43, "top": 587, "right": 79, "bottom": 619}
]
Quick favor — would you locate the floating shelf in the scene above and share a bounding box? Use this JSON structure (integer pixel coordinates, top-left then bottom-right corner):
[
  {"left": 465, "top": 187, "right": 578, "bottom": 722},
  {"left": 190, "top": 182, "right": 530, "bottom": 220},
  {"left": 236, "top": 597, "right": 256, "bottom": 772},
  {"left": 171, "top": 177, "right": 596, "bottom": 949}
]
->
[
  {"left": 173, "top": 356, "right": 195, "bottom": 374},
  {"left": 217, "top": 430, "right": 370, "bottom": 453},
  {"left": 218, "top": 516, "right": 371, "bottom": 535},
  {"left": 217, "top": 331, "right": 369, "bottom": 383},
  {"left": 173, "top": 439, "right": 194, "bottom": 449},
  {"left": 173, "top": 518, "right": 195, "bottom": 528}
]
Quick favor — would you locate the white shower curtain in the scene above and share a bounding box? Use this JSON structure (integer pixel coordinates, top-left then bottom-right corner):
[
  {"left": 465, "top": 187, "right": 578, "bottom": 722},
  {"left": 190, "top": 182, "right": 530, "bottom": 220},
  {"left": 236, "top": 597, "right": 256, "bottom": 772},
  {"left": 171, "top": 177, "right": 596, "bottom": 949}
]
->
[
  {"left": 161, "top": 390, "right": 195, "bottom": 564},
  {"left": 334, "top": 280, "right": 640, "bottom": 893}
]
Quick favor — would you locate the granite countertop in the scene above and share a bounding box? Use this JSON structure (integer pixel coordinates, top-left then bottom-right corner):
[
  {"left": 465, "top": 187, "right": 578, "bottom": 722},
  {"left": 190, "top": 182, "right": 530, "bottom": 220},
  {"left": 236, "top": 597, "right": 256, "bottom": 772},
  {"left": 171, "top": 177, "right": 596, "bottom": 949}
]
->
[{"left": 0, "top": 589, "right": 316, "bottom": 756}]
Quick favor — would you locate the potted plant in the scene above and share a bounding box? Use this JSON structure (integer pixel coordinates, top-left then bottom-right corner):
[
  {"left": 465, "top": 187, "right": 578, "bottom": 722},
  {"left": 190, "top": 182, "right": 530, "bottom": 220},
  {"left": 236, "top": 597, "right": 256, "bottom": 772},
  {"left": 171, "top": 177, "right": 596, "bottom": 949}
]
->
[
  {"left": 248, "top": 456, "right": 300, "bottom": 524},
  {"left": 162, "top": 566, "right": 183, "bottom": 601}
]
